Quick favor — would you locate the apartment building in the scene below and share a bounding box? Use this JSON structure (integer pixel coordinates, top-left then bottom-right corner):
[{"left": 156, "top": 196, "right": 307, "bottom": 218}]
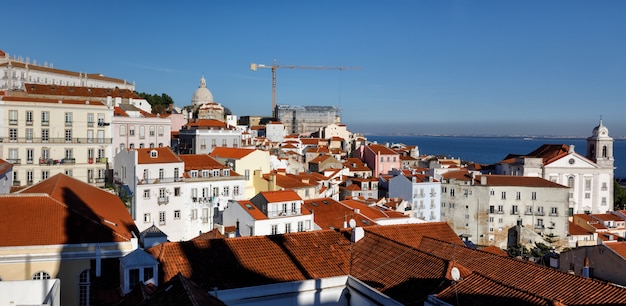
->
[
  {"left": 440, "top": 171, "right": 569, "bottom": 249},
  {"left": 388, "top": 169, "right": 441, "bottom": 221},
  {"left": 0, "top": 87, "right": 114, "bottom": 187},
  {"left": 112, "top": 104, "right": 172, "bottom": 157}
]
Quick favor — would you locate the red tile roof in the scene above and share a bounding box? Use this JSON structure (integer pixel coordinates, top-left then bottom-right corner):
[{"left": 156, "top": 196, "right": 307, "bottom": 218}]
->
[
  {"left": 605, "top": 242, "right": 626, "bottom": 259},
  {"left": 209, "top": 147, "right": 256, "bottom": 159},
  {"left": 146, "top": 223, "right": 626, "bottom": 304},
  {"left": 258, "top": 190, "right": 302, "bottom": 203},
  {"left": 135, "top": 147, "right": 182, "bottom": 164},
  {"left": 366, "top": 144, "right": 398, "bottom": 155},
  {"left": 303, "top": 198, "right": 371, "bottom": 229},
  {"left": 0, "top": 174, "right": 138, "bottom": 246},
  {"left": 23, "top": 83, "right": 140, "bottom": 98},
  {"left": 179, "top": 154, "right": 228, "bottom": 171}
]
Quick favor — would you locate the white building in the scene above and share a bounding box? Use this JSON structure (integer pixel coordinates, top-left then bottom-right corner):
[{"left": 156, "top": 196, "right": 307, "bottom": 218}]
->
[
  {"left": 222, "top": 190, "right": 315, "bottom": 236},
  {"left": 0, "top": 49, "right": 135, "bottom": 92},
  {"left": 265, "top": 121, "right": 286, "bottom": 143},
  {"left": 440, "top": 171, "right": 570, "bottom": 249},
  {"left": 388, "top": 169, "right": 441, "bottom": 221},
  {"left": 178, "top": 154, "right": 245, "bottom": 239},
  {"left": 114, "top": 147, "right": 186, "bottom": 239},
  {"left": 497, "top": 121, "right": 614, "bottom": 214},
  {"left": 178, "top": 119, "right": 242, "bottom": 154}
]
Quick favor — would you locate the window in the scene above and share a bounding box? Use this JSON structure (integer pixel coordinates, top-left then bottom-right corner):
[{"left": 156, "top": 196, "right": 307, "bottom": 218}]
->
[
  {"left": 159, "top": 169, "right": 164, "bottom": 180},
  {"left": 551, "top": 207, "right": 558, "bottom": 216},
  {"left": 585, "top": 193, "right": 591, "bottom": 199},
  {"left": 9, "top": 110, "right": 17, "bottom": 125},
  {"left": 65, "top": 112, "right": 73, "bottom": 126},
  {"left": 602, "top": 182, "right": 608, "bottom": 191},
  {"left": 501, "top": 192, "right": 506, "bottom": 200},
  {"left": 537, "top": 206, "right": 544, "bottom": 215},
  {"left": 511, "top": 205, "right": 518, "bottom": 215},
  {"left": 129, "top": 269, "right": 140, "bottom": 290},
  {"left": 222, "top": 139, "right": 227, "bottom": 147},
  {"left": 129, "top": 126, "right": 135, "bottom": 136},
  {"left": 27, "top": 171, "right": 34, "bottom": 184},
  {"left": 245, "top": 169, "right": 250, "bottom": 181},
  {"left": 271, "top": 224, "right": 278, "bottom": 235},
  {"left": 202, "top": 208, "right": 209, "bottom": 223},
  {"left": 120, "top": 125, "right": 126, "bottom": 136},
  {"left": 79, "top": 270, "right": 90, "bottom": 306},
  {"left": 191, "top": 209, "right": 197, "bottom": 220},
  {"left": 450, "top": 188, "right": 455, "bottom": 197},
  {"left": 602, "top": 146, "right": 607, "bottom": 158},
  {"left": 490, "top": 189, "right": 495, "bottom": 196},
  {"left": 602, "top": 197, "right": 607, "bottom": 205},
  {"left": 489, "top": 216, "right": 494, "bottom": 223},
  {"left": 65, "top": 148, "right": 73, "bottom": 160},
  {"left": 87, "top": 113, "right": 94, "bottom": 127},
  {"left": 42, "top": 148, "right": 50, "bottom": 160},
  {"left": 144, "top": 267, "right": 154, "bottom": 282},
  {"left": 174, "top": 210, "right": 181, "bottom": 219},
  {"left": 585, "top": 178, "right": 592, "bottom": 191},
  {"left": 497, "top": 205, "right": 504, "bottom": 213},
  {"left": 158, "top": 126, "right": 164, "bottom": 136},
  {"left": 489, "top": 205, "right": 495, "bottom": 213},
  {"left": 149, "top": 126, "right": 155, "bottom": 136},
  {"left": 305, "top": 220, "right": 311, "bottom": 230},
  {"left": 159, "top": 211, "right": 166, "bottom": 225},
  {"left": 42, "top": 129, "right": 49, "bottom": 142},
  {"left": 531, "top": 192, "right": 537, "bottom": 200},
  {"left": 285, "top": 223, "right": 291, "bottom": 233},
  {"left": 139, "top": 126, "right": 145, "bottom": 138},
  {"left": 42, "top": 170, "right": 49, "bottom": 180},
  {"left": 26, "top": 111, "right": 33, "bottom": 125},
  {"left": 42, "top": 111, "right": 50, "bottom": 125},
  {"left": 9, "top": 128, "right": 17, "bottom": 141},
  {"left": 526, "top": 205, "right": 533, "bottom": 215},
  {"left": 223, "top": 186, "right": 229, "bottom": 196},
  {"left": 143, "top": 189, "right": 150, "bottom": 199},
  {"left": 33, "top": 271, "right": 51, "bottom": 280},
  {"left": 298, "top": 221, "right": 304, "bottom": 232},
  {"left": 144, "top": 213, "right": 151, "bottom": 223},
  {"left": 568, "top": 176, "right": 575, "bottom": 188},
  {"left": 65, "top": 129, "right": 72, "bottom": 142},
  {"left": 174, "top": 187, "right": 181, "bottom": 196},
  {"left": 233, "top": 185, "right": 240, "bottom": 196},
  {"left": 516, "top": 192, "right": 521, "bottom": 200},
  {"left": 212, "top": 187, "right": 219, "bottom": 197},
  {"left": 26, "top": 149, "right": 34, "bottom": 163}
]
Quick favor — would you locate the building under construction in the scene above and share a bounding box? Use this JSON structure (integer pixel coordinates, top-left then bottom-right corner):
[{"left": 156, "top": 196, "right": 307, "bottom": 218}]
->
[{"left": 275, "top": 104, "right": 341, "bottom": 135}]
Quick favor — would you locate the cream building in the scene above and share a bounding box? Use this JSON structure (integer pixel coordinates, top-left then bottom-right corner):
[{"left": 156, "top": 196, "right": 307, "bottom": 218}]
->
[
  {"left": 112, "top": 104, "right": 172, "bottom": 157},
  {"left": 0, "top": 85, "right": 115, "bottom": 187},
  {"left": 210, "top": 147, "right": 272, "bottom": 199}
]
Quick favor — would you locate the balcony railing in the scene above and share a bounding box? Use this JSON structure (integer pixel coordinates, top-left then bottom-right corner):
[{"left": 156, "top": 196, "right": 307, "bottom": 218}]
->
[
  {"left": 268, "top": 209, "right": 301, "bottom": 218},
  {"left": 549, "top": 212, "right": 558, "bottom": 217},
  {"left": 535, "top": 211, "right": 545, "bottom": 216},
  {"left": 158, "top": 196, "right": 169, "bottom": 205},
  {"left": 525, "top": 211, "right": 533, "bottom": 215},
  {"left": 0, "top": 137, "right": 112, "bottom": 144},
  {"left": 6, "top": 158, "right": 20, "bottom": 164},
  {"left": 137, "top": 177, "right": 185, "bottom": 185}
]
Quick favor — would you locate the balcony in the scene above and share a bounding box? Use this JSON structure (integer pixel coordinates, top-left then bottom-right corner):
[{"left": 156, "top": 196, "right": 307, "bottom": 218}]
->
[
  {"left": 510, "top": 210, "right": 519, "bottom": 215},
  {"left": 534, "top": 224, "right": 545, "bottom": 229},
  {"left": 268, "top": 209, "right": 301, "bottom": 218},
  {"left": 96, "top": 157, "right": 108, "bottom": 164},
  {"left": 496, "top": 210, "right": 505, "bottom": 214},
  {"left": 158, "top": 197, "right": 169, "bottom": 205},
  {"left": 0, "top": 137, "right": 113, "bottom": 144},
  {"left": 535, "top": 211, "right": 545, "bottom": 216},
  {"left": 549, "top": 212, "right": 558, "bottom": 217},
  {"left": 6, "top": 158, "right": 20, "bottom": 165},
  {"left": 12, "top": 180, "right": 20, "bottom": 186},
  {"left": 525, "top": 211, "right": 533, "bottom": 215},
  {"left": 137, "top": 177, "right": 185, "bottom": 185}
]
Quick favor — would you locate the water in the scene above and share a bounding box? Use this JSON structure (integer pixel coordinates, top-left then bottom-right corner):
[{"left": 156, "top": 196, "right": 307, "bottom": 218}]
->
[{"left": 366, "top": 135, "right": 626, "bottom": 179}]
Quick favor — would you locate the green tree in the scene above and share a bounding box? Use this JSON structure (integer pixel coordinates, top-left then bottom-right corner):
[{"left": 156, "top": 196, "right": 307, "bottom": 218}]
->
[
  {"left": 614, "top": 180, "right": 626, "bottom": 210},
  {"left": 136, "top": 91, "right": 175, "bottom": 115}
]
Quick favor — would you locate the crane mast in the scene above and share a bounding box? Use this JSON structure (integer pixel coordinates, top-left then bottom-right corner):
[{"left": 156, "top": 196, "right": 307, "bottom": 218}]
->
[{"left": 250, "top": 59, "right": 361, "bottom": 118}]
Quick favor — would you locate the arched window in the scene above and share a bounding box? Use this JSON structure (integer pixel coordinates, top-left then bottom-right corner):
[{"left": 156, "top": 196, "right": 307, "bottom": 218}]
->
[
  {"left": 158, "top": 143, "right": 163, "bottom": 147},
  {"left": 139, "top": 143, "right": 145, "bottom": 148},
  {"left": 32, "top": 271, "right": 51, "bottom": 280},
  {"left": 149, "top": 143, "right": 155, "bottom": 148},
  {"left": 119, "top": 125, "right": 126, "bottom": 136},
  {"left": 79, "top": 269, "right": 90, "bottom": 306},
  {"left": 158, "top": 126, "right": 164, "bottom": 136},
  {"left": 129, "top": 126, "right": 135, "bottom": 136},
  {"left": 602, "top": 146, "right": 607, "bottom": 158},
  {"left": 568, "top": 176, "right": 575, "bottom": 188},
  {"left": 139, "top": 126, "right": 145, "bottom": 138},
  {"left": 149, "top": 126, "right": 155, "bottom": 136}
]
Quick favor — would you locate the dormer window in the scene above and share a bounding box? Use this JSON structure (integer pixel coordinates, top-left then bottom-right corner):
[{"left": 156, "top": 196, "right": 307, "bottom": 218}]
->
[
  {"left": 212, "top": 170, "right": 220, "bottom": 177},
  {"left": 222, "top": 169, "right": 230, "bottom": 176},
  {"left": 201, "top": 170, "right": 209, "bottom": 177},
  {"left": 190, "top": 171, "right": 198, "bottom": 178},
  {"left": 150, "top": 150, "right": 158, "bottom": 158}
]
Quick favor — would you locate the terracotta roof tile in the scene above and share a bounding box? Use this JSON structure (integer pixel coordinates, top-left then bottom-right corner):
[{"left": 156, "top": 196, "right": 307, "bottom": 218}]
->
[
  {"left": 135, "top": 147, "right": 182, "bottom": 164},
  {"left": 209, "top": 147, "right": 256, "bottom": 159},
  {"left": 1, "top": 174, "right": 138, "bottom": 246}
]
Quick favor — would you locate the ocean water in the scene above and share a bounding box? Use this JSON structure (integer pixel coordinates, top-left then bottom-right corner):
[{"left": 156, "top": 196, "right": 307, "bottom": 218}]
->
[{"left": 366, "top": 135, "right": 626, "bottom": 179}]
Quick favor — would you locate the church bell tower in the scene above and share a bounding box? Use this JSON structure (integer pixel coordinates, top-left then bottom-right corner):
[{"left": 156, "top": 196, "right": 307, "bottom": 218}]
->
[{"left": 586, "top": 119, "right": 614, "bottom": 169}]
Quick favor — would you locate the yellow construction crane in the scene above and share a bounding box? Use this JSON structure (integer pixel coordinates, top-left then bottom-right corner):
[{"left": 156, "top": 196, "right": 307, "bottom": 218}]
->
[{"left": 250, "top": 59, "right": 361, "bottom": 117}]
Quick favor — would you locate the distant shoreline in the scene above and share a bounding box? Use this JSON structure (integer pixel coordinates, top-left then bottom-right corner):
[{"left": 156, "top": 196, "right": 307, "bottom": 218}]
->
[{"left": 361, "top": 133, "right": 626, "bottom": 141}]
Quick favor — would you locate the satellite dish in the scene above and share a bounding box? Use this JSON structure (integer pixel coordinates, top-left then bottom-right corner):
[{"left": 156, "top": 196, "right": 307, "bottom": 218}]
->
[
  {"left": 450, "top": 267, "right": 460, "bottom": 281},
  {"left": 349, "top": 219, "right": 356, "bottom": 228}
]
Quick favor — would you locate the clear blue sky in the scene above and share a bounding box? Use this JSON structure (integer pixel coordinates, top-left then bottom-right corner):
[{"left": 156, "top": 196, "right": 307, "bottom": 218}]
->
[{"left": 3, "top": 1, "right": 625, "bottom": 137}]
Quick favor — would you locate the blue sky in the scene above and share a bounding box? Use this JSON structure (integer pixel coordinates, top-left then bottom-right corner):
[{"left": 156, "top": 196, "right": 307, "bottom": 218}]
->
[{"left": 3, "top": 1, "right": 625, "bottom": 137}]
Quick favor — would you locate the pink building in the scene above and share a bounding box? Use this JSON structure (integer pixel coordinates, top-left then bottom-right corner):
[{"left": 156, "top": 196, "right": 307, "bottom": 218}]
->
[{"left": 353, "top": 144, "right": 400, "bottom": 177}]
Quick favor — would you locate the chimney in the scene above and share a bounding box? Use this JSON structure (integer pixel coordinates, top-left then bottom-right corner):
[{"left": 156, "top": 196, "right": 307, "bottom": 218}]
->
[
  {"left": 351, "top": 227, "right": 364, "bottom": 243},
  {"left": 569, "top": 145, "right": 575, "bottom": 154},
  {"left": 481, "top": 175, "right": 487, "bottom": 185},
  {"left": 582, "top": 257, "right": 590, "bottom": 278}
]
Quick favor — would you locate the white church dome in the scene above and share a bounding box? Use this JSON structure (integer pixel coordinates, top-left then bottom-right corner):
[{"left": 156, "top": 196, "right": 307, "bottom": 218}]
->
[{"left": 192, "top": 76, "right": 214, "bottom": 106}]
